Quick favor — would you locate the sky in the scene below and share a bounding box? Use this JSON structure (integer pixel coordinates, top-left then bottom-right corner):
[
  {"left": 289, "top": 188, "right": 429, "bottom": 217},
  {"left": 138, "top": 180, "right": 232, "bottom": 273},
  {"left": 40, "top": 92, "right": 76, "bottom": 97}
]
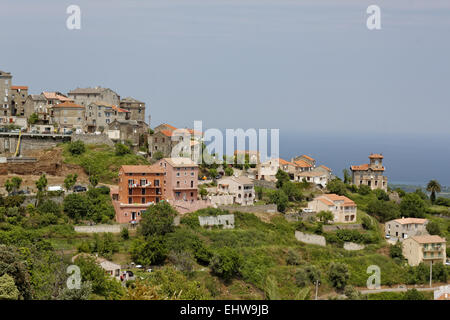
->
[{"left": 1, "top": 0, "right": 449, "bottom": 184}]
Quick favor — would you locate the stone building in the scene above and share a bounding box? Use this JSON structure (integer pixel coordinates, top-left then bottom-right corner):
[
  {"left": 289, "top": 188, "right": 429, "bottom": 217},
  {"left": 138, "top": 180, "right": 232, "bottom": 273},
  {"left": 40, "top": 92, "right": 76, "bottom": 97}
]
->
[
  {"left": 307, "top": 193, "right": 357, "bottom": 223},
  {"left": 350, "top": 153, "right": 388, "bottom": 191},
  {"left": 9, "top": 86, "right": 28, "bottom": 117},
  {"left": 402, "top": 235, "right": 446, "bottom": 266},
  {"left": 107, "top": 119, "right": 148, "bottom": 148},
  {"left": 119, "top": 97, "right": 146, "bottom": 122},
  {"left": 0, "top": 70, "right": 12, "bottom": 116},
  {"left": 85, "top": 102, "right": 130, "bottom": 133},
  {"left": 149, "top": 123, "right": 200, "bottom": 159},
  {"left": 68, "top": 86, "right": 120, "bottom": 107},
  {"left": 51, "top": 101, "right": 85, "bottom": 133},
  {"left": 385, "top": 217, "right": 428, "bottom": 241},
  {"left": 23, "top": 94, "right": 47, "bottom": 121}
]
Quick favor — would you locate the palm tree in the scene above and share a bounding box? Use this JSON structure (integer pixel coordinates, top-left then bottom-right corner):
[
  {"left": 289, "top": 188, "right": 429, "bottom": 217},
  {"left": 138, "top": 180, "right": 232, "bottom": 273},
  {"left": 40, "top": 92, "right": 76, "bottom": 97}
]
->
[{"left": 426, "top": 180, "right": 441, "bottom": 204}]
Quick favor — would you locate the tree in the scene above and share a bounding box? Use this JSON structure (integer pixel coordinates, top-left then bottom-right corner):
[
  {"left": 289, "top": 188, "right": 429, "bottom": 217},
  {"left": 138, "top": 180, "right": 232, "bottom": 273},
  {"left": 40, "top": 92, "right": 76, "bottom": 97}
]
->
[
  {"left": 68, "top": 140, "right": 86, "bottom": 155},
  {"left": 400, "top": 193, "right": 427, "bottom": 218},
  {"left": 130, "top": 236, "right": 168, "bottom": 266},
  {"left": 121, "top": 227, "right": 130, "bottom": 240},
  {"left": 224, "top": 167, "right": 234, "bottom": 176},
  {"left": 342, "top": 169, "right": 351, "bottom": 184},
  {"left": 361, "top": 216, "right": 373, "bottom": 230},
  {"left": 89, "top": 174, "right": 99, "bottom": 187},
  {"left": 115, "top": 143, "right": 131, "bottom": 156},
  {"left": 63, "top": 193, "right": 90, "bottom": 221},
  {"left": 153, "top": 151, "right": 164, "bottom": 161},
  {"left": 403, "top": 288, "right": 425, "bottom": 300},
  {"left": 64, "top": 173, "right": 78, "bottom": 191},
  {"left": 389, "top": 242, "right": 403, "bottom": 259},
  {"left": 366, "top": 199, "right": 400, "bottom": 223},
  {"left": 328, "top": 262, "right": 349, "bottom": 290},
  {"left": 4, "top": 180, "right": 13, "bottom": 194},
  {"left": 316, "top": 211, "right": 334, "bottom": 224},
  {"left": 0, "top": 274, "right": 20, "bottom": 300},
  {"left": 374, "top": 189, "right": 389, "bottom": 201},
  {"left": 56, "top": 281, "right": 92, "bottom": 300},
  {"left": 199, "top": 187, "right": 208, "bottom": 199},
  {"left": 282, "top": 181, "right": 303, "bottom": 202},
  {"left": 426, "top": 180, "right": 441, "bottom": 204},
  {"left": 139, "top": 201, "right": 177, "bottom": 238},
  {"left": 0, "top": 245, "right": 32, "bottom": 300},
  {"left": 426, "top": 221, "right": 442, "bottom": 236},
  {"left": 209, "top": 247, "right": 242, "bottom": 281},
  {"left": 275, "top": 168, "right": 290, "bottom": 188},
  {"left": 358, "top": 185, "right": 372, "bottom": 195},
  {"left": 35, "top": 174, "right": 48, "bottom": 192},
  {"left": 326, "top": 178, "right": 347, "bottom": 196},
  {"left": 255, "top": 186, "right": 263, "bottom": 200},
  {"left": 269, "top": 189, "right": 289, "bottom": 213},
  {"left": 28, "top": 113, "right": 38, "bottom": 125}
]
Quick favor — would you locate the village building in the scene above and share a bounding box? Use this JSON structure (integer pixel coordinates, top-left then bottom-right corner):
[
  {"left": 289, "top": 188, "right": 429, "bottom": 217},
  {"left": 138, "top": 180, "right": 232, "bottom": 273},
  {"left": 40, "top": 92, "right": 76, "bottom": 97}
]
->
[
  {"left": 234, "top": 150, "right": 260, "bottom": 165},
  {"left": 307, "top": 193, "right": 357, "bottom": 223},
  {"left": 107, "top": 119, "right": 148, "bottom": 148},
  {"left": 217, "top": 176, "right": 255, "bottom": 206},
  {"left": 279, "top": 158, "right": 297, "bottom": 180},
  {"left": 68, "top": 86, "right": 120, "bottom": 107},
  {"left": 85, "top": 101, "right": 130, "bottom": 133},
  {"left": 385, "top": 217, "right": 428, "bottom": 241},
  {"left": 119, "top": 97, "right": 146, "bottom": 122},
  {"left": 297, "top": 170, "right": 330, "bottom": 188},
  {"left": 402, "top": 235, "right": 446, "bottom": 266},
  {"left": 9, "top": 86, "right": 28, "bottom": 117},
  {"left": 111, "top": 164, "right": 165, "bottom": 224},
  {"left": 24, "top": 94, "right": 48, "bottom": 124},
  {"left": 0, "top": 70, "right": 12, "bottom": 116},
  {"left": 350, "top": 153, "right": 388, "bottom": 191},
  {"left": 71, "top": 253, "right": 121, "bottom": 279},
  {"left": 256, "top": 158, "right": 279, "bottom": 181},
  {"left": 157, "top": 157, "right": 199, "bottom": 201},
  {"left": 51, "top": 101, "right": 85, "bottom": 133},
  {"left": 42, "top": 91, "right": 74, "bottom": 105}
]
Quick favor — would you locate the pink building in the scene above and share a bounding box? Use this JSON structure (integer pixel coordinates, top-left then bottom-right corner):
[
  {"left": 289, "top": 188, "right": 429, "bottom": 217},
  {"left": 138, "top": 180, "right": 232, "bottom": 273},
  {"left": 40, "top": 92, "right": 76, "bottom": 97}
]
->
[{"left": 157, "top": 157, "right": 199, "bottom": 202}]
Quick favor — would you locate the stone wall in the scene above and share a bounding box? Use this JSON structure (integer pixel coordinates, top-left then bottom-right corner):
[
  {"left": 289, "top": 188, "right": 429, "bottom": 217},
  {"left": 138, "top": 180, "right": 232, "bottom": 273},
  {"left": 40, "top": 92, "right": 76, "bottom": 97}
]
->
[
  {"left": 71, "top": 133, "right": 114, "bottom": 147},
  {"left": 0, "top": 134, "right": 68, "bottom": 155},
  {"left": 219, "top": 204, "right": 278, "bottom": 214},
  {"left": 198, "top": 214, "right": 235, "bottom": 229},
  {"left": 74, "top": 224, "right": 123, "bottom": 233},
  {"left": 343, "top": 242, "right": 365, "bottom": 251},
  {"left": 294, "top": 231, "right": 326, "bottom": 246},
  {"left": 322, "top": 224, "right": 363, "bottom": 232},
  {"left": 253, "top": 179, "right": 277, "bottom": 190}
]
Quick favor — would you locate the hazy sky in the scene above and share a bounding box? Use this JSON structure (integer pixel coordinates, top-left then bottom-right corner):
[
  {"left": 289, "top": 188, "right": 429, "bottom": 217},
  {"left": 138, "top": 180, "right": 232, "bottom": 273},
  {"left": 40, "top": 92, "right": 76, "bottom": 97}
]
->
[{"left": 1, "top": 0, "right": 449, "bottom": 136}]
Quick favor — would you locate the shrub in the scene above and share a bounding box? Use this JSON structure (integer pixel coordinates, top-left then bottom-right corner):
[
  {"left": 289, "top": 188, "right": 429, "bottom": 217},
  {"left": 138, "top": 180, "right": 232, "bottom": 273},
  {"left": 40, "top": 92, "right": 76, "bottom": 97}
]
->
[
  {"left": 121, "top": 227, "right": 129, "bottom": 240},
  {"left": 286, "top": 249, "right": 302, "bottom": 266},
  {"left": 358, "top": 185, "right": 372, "bottom": 195},
  {"left": 209, "top": 247, "right": 242, "bottom": 281},
  {"left": 115, "top": 143, "right": 131, "bottom": 156},
  {"left": 68, "top": 141, "right": 86, "bottom": 155},
  {"left": 139, "top": 201, "right": 178, "bottom": 238},
  {"left": 328, "top": 262, "right": 349, "bottom": 290},
  {"left": 400, "top": 193, "right": 427, "bottom": 218},
  {"left": 426, "top": 221, "right": 442, "bottom": 236}
]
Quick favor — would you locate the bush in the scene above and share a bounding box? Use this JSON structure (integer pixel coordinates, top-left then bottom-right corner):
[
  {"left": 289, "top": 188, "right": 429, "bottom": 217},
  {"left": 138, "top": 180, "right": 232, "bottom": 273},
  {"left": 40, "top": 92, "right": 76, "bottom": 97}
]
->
[
  {"left": 115, "top": 143, "right": 131, "bottom": 156},
  {"left": 139, "top": 201, "right": 178, "bottom": 238},
  {"left": 361, "top": 216, "right": 373, "bottom": 230},
  {"left": 326, "top": 179, "right": 347, "bottom": 196},
  {"left": 426, "top": 221, "right": 442, "bottom": 236},
  {"left": 286, "top": 249, "right": 302, "bottom": 265},
  {"left": 389, "top": 242, "right": 403, "bottom": 259},
  {"left": 68, "top": 141, "right": 86, "bottom": 155},
  {"left": 400, "top": 193, "right": 427, "bottom": 218},
  {"left": 366, "top": 199, "right": 400, "bottom": 223},
  {"left": 209, "top": 247, "right": 242, "bottom": 281},
  {"left": 130, "top": 236, "right": 168, "bottom": 266},
  {"left": 121, "top": 227, "right": 129, "bottom": 240},
  {"left": 358, "top": 185, "right": 372, "bottom": 195},
  {"left": 328, "top": 262, "right": 349, "bottom": 290},
  {"left": 63, "top": 193, "right": 90, "bottom": 222}
]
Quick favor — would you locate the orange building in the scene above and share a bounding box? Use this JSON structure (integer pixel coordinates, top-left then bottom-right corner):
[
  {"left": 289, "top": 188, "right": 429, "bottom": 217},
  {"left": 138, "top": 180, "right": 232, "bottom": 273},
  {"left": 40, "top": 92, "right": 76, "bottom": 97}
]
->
[{"left": 112, "top": 164, "right": 165, "bottom": 224}]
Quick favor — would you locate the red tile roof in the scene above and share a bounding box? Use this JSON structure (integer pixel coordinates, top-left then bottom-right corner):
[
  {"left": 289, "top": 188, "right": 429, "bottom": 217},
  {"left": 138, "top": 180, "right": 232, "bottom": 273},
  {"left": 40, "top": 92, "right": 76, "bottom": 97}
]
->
[
  {"left": 301, "top": 155, "right": 315, "bottom": 162},
  {"left": 411, "top": 235, "right": 446, "bottom": 244},
  {"left": 120, "top": 164, "right": 164, "bottom": 174},
  {"left": 279, "top": 158, "right": 295, "bottom": 166},
  {"left": 11, "top": 85, "right": 28, "bottom": 90},
  {"left": 112, "top": 105, "right": 129, "bottom": 113},
  {"left": 319, "top": 165, "right": 331, "bottom": 171},
  {"left": 160, "top": 130, "right": 174, "bottom": 137},
  {"left": 294, "top": 159, "right": 312, "bottom": 168},
  {"left": 393, "top": 218, "right": 427, "bottom": 225},
  {"left": 350, "top": 164, "right": 385, "bottom": 171}
]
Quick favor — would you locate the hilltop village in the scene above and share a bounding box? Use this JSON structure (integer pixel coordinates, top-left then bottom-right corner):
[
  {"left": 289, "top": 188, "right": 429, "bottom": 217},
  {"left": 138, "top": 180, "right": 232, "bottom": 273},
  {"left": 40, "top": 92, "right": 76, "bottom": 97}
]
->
[{"left": 0, "top": 69, "right": 448, "bottom": 301}]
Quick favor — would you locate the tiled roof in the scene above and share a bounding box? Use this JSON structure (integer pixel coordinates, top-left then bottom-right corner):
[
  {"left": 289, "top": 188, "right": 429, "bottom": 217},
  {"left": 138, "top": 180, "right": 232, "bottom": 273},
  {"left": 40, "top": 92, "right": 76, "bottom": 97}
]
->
[
  {"left": 279, "top": 158, "right": 295, "bottom": 166},
  {"left": 301, "top": 155, "right": 315, "bottom": 162},
  {"left": 163, "top": 157, "right": 198, "bottom": 168},
  {"left": 120, "top": 164, "right": 164, "bottom": 174},
  {"left": 321, "top": 194, "right": 356, "bottom": 206},
  {"left": 111, "top": 105, "right": 129, "bottom": 113},
  {"left": 11, "top": 85, "right": 28, "bottom": 90},
  {"left": 53, "top": 101, "right": 84, "bottom": 108},
  {"left": 294, "top": 159, "right": 312, "bottom": 168},
  {"left": 160, "top": 123, "right": 177, "bottom": 130},
  {"left": 350, "top": 164, "right": 385, "bottom": 171},
  {"left": 318, "top": 198, "right": 335, "bottom": 206},
  {"left": 68, "top": 87, "right": 109, "bottom": 94},
  {"left": 319, "top": 165, "right": 331, "bottom": 171},
  {"left": 411, "top": 235, "right": 446, "bottom": 244},
  {"left": 42, "top": 91, "right": 73, "bottom": 102},
  {"left": 160, "top": 130, "right": 174, "bottom": 137},
  {"left": 298, "top": 171, "right": 327, "bottom": 177},
  {"left": 393, "top": 218, "right": 427, "bottom": 225}
]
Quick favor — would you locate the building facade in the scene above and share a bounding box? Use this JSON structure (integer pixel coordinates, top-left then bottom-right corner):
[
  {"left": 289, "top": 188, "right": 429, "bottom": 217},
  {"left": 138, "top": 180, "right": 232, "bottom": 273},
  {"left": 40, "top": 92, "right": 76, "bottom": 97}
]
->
[
  {"left": 85, "top": 102, "right": 130, "bottom": 132},
  {"left": 350, "top": 153, "right": 388, "bottom": 191},
  {"left": 51, "top": 102, "right": 85, "bottom": 133},
  {"left": 68, "top": 87, "right": 120, "bottom": 107},
  {"left": 217, "top": 176, "right": 255, "bottom": 206},
  {"left": 119, "top": 97, "right": 146, "bottom": 122},
  {"left": 157, "top": 157, "right": 199, "bottom": 201},
  {"left": 0, "top": 70, "right": 12, "bottom": 116},
  {"left": 385, "top": 217, "right": 428, "bottom": 241},
  {"left": 402, "top": 235, "right": 446, "bottom": 266},
  {"left": 307, "top": 193, "right": 357, "bottom": 223},
  {"left": 112, "top": 165, "right": 165, "bottom": 224},
  {"left": 9, "top": 86, "right": 28, "bottom": 117}
]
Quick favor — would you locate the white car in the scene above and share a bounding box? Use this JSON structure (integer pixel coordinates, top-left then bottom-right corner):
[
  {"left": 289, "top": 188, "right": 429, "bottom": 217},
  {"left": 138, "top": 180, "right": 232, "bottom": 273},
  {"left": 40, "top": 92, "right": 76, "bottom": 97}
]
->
[
  {"left": 135, "top": 265, "right": 143, "bottom": 269},
  {"left": 385, "top": 234, "right": 391, "bottom": 239},
  {"left": 302, "top": 208, "right": 314, "bottom": 213}
]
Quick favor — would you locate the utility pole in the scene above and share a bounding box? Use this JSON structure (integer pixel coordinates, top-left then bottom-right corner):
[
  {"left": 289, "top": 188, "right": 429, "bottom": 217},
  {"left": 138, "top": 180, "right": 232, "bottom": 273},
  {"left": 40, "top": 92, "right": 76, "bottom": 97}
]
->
[
  {"left": 430, "top": 262, "right": 433, "bottom": 288},
  {"left": 315, "top": 280, "right": 320, "bottom": 300}
]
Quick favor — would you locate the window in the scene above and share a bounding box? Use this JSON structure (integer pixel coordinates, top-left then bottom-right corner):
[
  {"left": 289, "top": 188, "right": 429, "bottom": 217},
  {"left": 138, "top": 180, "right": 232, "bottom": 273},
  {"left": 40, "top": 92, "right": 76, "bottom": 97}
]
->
[
  {"left": 141, "top": 197, "right": 146, "bottom": 204},
  {"left": 190, "top": 181, "right": 194, "bottom": 187},
  {"left": 128, "top": 197, "right": 132, "bottom": 204},
  {"left": 154, "top": 180, "right": 160, "bottom": 186},
  {"left": 141, "top": 188, "right": 146, "bottom": 195}
]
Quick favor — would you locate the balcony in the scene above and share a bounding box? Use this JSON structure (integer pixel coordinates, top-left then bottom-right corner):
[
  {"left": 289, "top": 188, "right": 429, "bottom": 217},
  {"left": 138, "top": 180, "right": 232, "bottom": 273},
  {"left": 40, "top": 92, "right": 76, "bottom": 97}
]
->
[{"left": 423, "top": 246, "right": 443, "bottom": 252}]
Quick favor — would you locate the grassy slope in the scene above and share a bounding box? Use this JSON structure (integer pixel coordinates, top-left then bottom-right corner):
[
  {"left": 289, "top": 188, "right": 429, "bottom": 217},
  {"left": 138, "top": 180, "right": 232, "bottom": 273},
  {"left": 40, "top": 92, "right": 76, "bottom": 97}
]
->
[{"left": 62, "top": 143, "right": 149, "bottom": 184}]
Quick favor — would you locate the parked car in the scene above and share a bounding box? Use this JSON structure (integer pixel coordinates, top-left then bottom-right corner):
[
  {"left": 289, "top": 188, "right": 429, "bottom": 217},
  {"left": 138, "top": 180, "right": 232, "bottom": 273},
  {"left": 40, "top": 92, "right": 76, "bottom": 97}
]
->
[
  {"left": 302, "top": 208, "right": 314, "bottom": 213},
  {"left": 47, "top": 186, "right": 63, "bottom": 192},
  {"left": 64, "top": 130, "right": 73, "bottom": 135},
  {"left": 73, "top": 185, "right": 87, "bottom": 192},
  {"left": 385, "top": 234, "right": 391, "bottom": 239},
  {"left": 445, "top": 259, "right": 450, "bottom": 266}
]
